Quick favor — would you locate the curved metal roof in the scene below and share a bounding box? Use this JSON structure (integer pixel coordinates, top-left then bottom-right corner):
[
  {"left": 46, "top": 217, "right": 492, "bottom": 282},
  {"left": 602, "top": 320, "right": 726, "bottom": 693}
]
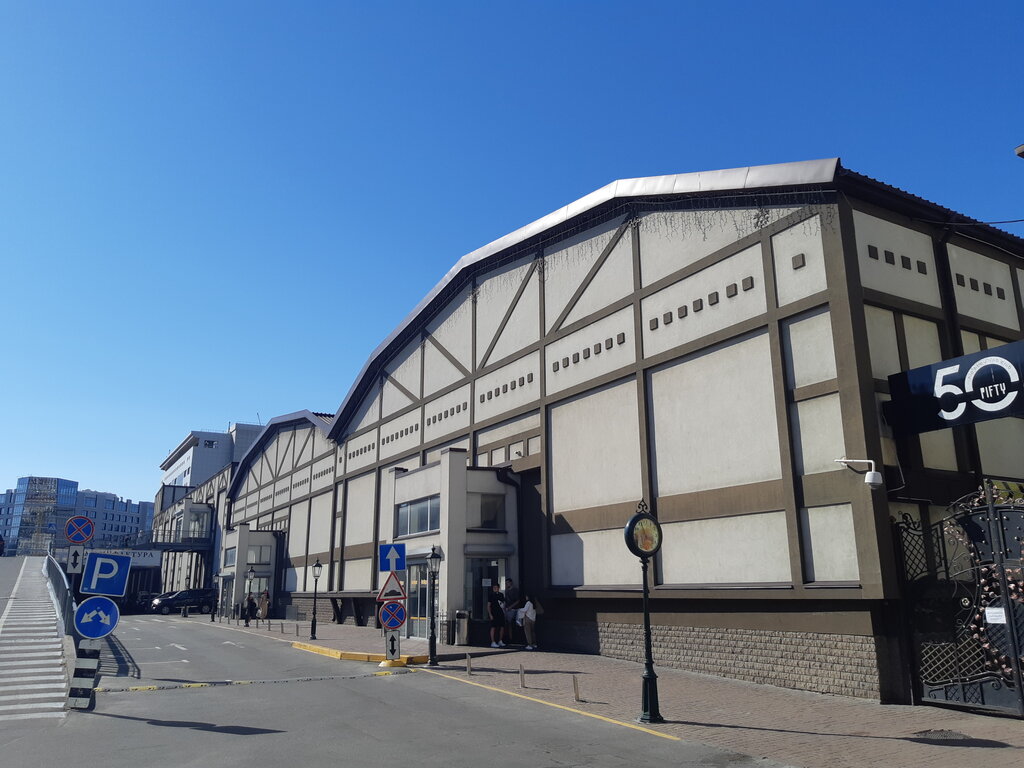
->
[
  {"left": 327, "top": 157, "right": 1024, "bottom": 443},
  {"left": 328, "top": 158, "right": 840, "bottom": 441},
  {"left": 227, "top": 410, "right": 334, "bottom": 500}
]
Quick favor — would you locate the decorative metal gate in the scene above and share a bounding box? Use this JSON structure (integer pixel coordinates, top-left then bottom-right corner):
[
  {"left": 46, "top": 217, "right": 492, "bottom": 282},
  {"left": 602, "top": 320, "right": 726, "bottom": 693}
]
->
[{"left": 893, "top": 483, "right": 1024, "bottom": 716}]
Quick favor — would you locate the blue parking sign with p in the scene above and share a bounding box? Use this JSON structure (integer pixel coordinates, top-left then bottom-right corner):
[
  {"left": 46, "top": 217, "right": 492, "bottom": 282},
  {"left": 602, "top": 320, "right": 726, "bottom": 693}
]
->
[{"left": 81, "top": 553, "right": 132, "bottom": 597}]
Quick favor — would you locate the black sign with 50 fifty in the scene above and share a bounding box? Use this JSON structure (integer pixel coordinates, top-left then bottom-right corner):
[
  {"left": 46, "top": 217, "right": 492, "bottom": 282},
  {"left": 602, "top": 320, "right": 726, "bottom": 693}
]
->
[{"left": 887, "top": 340, "right": 1024, "bottom": 435}]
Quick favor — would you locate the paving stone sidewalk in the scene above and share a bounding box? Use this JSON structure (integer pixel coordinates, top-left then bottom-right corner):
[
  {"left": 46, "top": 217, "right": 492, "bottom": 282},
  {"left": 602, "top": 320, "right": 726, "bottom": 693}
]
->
[{"left": 207, "top": 614, "right": 1024, "bottom": 768}]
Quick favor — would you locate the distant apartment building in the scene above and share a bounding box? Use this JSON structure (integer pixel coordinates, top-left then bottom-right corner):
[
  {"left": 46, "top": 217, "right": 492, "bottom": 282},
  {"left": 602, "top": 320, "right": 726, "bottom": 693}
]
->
[
  {"left": 0, "top": 476, "right": 154, "bottom": 555},
  {"left": 151, "top": 423, "right": 261, "bottom": 592}
]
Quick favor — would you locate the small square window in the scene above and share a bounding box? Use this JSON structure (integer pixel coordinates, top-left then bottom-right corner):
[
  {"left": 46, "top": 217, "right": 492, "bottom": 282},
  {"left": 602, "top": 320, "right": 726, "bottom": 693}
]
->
[
  {"left": 884, "top": 250, "right": 896, "bottom": 265},
  {"left": 677, "top": 305, "right": 688, "bottom": 318},
  {"left": 901, "top": 255, "right": 912, "bottom": 270},
  {"left": 726, "top": 284, "right": 737, "bottom": 298},
  {"left": 616, "top": 333, "right": 626, "bottom": 345},
  {"left": 742, "top": 276, "right": 755, "bottom": 291},
  {"left": 662, "top": 312, "right": 673, "bottom": 325},
  {"left": 983, "top": 283, "right": 992, "bottom": 296},
  {"left": 571, "top": 352, "right": 579, "bottom": 363},
  {"left": 955, "top": 273, "right": 966, "bottom": 287},
  {"left": 970, "top": 278, "right": 979, "bottom": 291},
  {"left": 708, "top": 291, "right": 719, "bottom": 306},
  {"left": 583, "top": 347, "right": 590, "bottom": 359},
  {"left": 997, "top": 287, "right": 1006, "bottom": 300},
  {"left": 791, "top": 253, "right": 806, "bottom": 270},
  {"left": 649, "top": 318, "right": 659, "bottom": 330},
  {"left": 916, "top": 261, "right": 927, "bottom": 275},
  {"left": 868, "top": 245, "right": 879, "bottom": 260},
  {"left": 693, "top": 298, "right": 704, "bottom": 312}
]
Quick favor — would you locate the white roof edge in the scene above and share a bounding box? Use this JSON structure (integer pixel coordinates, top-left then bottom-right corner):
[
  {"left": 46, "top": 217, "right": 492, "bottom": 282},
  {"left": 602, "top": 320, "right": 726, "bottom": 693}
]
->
[{"left": 332, "top": 158, "right": 839, "bottom": 437}]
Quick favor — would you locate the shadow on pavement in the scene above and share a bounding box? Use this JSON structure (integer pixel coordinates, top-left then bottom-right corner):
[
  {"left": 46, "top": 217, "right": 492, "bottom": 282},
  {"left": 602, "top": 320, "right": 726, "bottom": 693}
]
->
[
  {"left": 660, "top": 718, "right": 1019, "bottom": 750},
  {"left": 99, "top": 633, "right": 141, "bottom": 679},
  {"left": 87, "top": 711, "right": 284, "bottom": 736}
]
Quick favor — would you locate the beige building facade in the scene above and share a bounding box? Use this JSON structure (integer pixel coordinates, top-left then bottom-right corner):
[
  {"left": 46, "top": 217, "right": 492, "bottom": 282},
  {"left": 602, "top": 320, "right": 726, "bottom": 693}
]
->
[{"left": 185, "top": 159, "right": 1024, "bottom": 703}]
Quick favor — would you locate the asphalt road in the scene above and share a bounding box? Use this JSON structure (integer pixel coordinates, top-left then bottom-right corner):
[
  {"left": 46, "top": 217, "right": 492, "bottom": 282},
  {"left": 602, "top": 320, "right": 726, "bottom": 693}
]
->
[{"left": 0, "top": 610, "right": 785, "bottom": 767}]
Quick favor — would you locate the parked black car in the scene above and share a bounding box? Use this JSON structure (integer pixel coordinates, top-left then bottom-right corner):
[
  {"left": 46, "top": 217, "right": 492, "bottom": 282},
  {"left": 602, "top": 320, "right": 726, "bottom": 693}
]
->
[{"left": 151, "top": 588, "right": 217, "bottom": 615}]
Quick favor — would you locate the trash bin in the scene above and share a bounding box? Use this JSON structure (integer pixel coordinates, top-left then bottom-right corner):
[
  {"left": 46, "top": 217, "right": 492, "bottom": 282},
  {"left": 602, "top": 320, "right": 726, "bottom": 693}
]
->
[{"left": 454, "top": 610, "right": 470, "bottom": 646}]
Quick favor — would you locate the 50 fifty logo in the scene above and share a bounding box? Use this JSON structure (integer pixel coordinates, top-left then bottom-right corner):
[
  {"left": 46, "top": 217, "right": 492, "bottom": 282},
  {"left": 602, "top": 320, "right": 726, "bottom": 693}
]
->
[{"left": 934, "top": 356, "right": 1020, "bottom": 421}]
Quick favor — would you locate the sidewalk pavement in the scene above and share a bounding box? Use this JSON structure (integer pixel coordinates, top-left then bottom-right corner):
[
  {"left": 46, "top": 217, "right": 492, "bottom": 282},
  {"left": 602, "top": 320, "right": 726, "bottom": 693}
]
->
[{"left": 208, "top": 614, "right": 1024, "bottom": 768}]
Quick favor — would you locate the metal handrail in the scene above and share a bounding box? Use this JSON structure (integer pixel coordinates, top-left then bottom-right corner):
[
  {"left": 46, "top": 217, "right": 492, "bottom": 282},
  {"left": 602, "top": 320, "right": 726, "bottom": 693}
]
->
[{"left": 45, "top": 554, "right": 76, "bottom": 637}]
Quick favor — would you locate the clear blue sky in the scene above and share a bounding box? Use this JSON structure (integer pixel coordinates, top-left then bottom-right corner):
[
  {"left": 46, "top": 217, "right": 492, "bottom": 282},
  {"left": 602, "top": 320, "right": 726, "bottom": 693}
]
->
[{"left": 1, "top": 2, "right": 1021, "bottom": 502}]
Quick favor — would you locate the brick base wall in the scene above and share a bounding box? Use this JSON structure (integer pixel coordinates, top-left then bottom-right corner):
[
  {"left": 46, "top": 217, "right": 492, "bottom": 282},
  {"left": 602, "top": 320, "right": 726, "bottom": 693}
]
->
[{"left": 552, "top": 621, "right": 882, "bottom": 700}]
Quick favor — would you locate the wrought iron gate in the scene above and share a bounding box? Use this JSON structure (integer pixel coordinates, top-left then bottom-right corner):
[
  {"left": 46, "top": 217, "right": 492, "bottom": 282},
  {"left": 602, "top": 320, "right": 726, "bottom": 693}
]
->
[{"left": 893, "top": 483, "right": 1024, "bottom": 716}]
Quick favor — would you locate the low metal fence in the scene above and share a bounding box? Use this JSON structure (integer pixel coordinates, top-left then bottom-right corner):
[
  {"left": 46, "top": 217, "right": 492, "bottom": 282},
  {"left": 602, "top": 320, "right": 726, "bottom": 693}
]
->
[{"left": 45, "top": 553, "right": 76, "bottom": 637}]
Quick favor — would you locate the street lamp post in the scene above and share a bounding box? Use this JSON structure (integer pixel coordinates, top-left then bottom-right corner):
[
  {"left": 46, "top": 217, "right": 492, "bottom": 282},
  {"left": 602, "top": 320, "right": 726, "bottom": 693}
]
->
[
  {"left": 426, "top": 546, "right": 443, "bottom": 666},
  {"left": 624, "top": 500, "right": 665, "bottom": 724},
  {"left": 310, "top": 558, "right": 323, "bottom": 641},
  {"left": 246, "top": 566, "right": 255, "bottom": 623}
]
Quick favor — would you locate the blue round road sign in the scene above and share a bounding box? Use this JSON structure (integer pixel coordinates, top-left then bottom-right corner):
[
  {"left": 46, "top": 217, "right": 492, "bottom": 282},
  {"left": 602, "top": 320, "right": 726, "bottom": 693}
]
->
[
  {"left": 379, "top": 600, "right": 406, "bottom": 630},
  {"left": 65, "top": 515, "right": 95, "bottom": 544},
  {"left": 74, "top": 596, "right": 120, "bottom": 639}
]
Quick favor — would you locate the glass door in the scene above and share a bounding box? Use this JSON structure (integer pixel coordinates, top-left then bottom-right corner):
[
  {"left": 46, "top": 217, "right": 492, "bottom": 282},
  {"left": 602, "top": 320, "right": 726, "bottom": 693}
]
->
[{"left": 406, "top": 563, "right": 428, "bottom": 638}]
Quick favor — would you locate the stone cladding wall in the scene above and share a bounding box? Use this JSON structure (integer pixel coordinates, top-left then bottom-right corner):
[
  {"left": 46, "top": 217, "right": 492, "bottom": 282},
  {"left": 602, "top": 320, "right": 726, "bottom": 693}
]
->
[{"left": 553, "top": 620, "right": 882, "bottom": 700}]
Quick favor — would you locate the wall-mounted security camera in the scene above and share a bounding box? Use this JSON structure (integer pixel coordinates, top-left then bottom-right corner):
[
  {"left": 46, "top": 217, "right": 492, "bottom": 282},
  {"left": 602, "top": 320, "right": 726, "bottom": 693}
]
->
[
  {"left": 834, "top": 457, "right": 884, "bottom": 491},
  {"left": 864, "top": 470, "right": 884, "bottom": 490}
]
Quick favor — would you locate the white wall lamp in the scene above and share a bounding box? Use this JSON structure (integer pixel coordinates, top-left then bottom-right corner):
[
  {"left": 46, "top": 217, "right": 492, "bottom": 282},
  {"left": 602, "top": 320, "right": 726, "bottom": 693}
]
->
[{"left": 834, "top": 457, "right": 884, "bottom": 491}]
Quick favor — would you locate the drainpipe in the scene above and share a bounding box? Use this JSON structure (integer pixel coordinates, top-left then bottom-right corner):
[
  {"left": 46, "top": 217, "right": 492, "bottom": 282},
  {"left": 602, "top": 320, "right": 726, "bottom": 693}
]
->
[{"left": 495, "top": 467, "right": 523, "bottom": 587}]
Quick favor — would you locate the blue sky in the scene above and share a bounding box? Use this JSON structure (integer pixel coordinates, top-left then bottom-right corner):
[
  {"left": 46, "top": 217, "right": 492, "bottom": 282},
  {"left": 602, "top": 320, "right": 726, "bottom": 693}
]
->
[{"left": 1, "top": 2, "right": 1022, "bottom": 501}]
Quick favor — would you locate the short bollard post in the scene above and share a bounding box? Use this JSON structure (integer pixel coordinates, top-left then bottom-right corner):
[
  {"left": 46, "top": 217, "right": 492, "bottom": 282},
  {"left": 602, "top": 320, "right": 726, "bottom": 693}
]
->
[
  {"left": 519, "top": 664, "right": 526, "bottom": 689},
  {"left": 573, "top": 675, "right": 582, "bottom": 702},
  {"left": 466, "top": 654, "right": 472, "bottom": 676}
]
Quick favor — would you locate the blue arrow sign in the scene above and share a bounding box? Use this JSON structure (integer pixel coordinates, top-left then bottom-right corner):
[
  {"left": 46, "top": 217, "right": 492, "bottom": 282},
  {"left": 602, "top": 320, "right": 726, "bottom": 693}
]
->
[
  {"left": 74, "top": 596, "right": 120, "bottom": 639},
  {"left": 379, "top": 600, "right": 406, "bottom": 630},
  {"left": 379, "top": 543, "right": 406, "bottom": 572},
  {"left": 81, "top": 553, "right": 132, "bottom": 597}
]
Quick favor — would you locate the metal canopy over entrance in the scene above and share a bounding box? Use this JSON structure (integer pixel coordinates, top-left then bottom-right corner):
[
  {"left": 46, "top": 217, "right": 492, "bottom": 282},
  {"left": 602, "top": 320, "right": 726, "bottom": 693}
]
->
[{"left": 893, "top": 483, "right": 1024, "bottom": 717}]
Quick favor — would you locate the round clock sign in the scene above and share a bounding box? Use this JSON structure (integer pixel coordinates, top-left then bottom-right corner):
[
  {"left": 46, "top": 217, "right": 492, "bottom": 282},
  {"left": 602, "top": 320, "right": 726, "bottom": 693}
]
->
[{"left": 624, "top": 505, "right": 662, "bottom": 558}]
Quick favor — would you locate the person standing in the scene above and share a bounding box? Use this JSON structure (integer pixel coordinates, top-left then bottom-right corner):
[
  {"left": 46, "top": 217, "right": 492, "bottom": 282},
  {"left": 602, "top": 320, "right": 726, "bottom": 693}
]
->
[
  {"left": 503, "top": 578, "right": 520, "bottom": 642},
  {"left": 258, "top": 590, "right": 270, "bottom": 620},
  {"left": 243, "top": 592, "right": 257, "bottom": 627},
  {"left": 518, "top": 593, "right": 540, "bottom": 650},
  {"left": 487, "top": 583, "right": 506, "bottom": 648}
]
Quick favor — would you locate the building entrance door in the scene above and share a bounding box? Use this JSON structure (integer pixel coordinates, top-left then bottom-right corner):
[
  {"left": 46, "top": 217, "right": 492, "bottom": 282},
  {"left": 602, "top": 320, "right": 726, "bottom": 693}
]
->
[
  {"left": 406, "top": 563, "right": 427, "bottom": 638},
  {"left": 464, "top": 558, "right": 506, "bottom": 621}
]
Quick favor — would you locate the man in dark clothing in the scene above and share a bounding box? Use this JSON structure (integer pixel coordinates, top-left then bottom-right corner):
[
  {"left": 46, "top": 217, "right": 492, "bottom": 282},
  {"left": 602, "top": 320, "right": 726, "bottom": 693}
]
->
[
  {"left": 243, "top": 593, "right": 257, "bottom": 627},
  {"left": 487, "top": 584, "right": 506, "bottom": 648}
]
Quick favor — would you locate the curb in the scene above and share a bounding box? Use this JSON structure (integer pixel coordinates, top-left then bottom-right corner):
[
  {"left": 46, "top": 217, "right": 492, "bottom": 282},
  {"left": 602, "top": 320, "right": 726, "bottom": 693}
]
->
[{"left": 291, "top": 640, "right": 427, "bottom": 666}]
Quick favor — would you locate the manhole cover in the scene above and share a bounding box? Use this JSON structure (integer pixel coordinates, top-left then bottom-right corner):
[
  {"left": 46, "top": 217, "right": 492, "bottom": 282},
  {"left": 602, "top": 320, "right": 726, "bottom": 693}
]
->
[{"left": 911, "top": 730, "right": 971, "bottom": 741}]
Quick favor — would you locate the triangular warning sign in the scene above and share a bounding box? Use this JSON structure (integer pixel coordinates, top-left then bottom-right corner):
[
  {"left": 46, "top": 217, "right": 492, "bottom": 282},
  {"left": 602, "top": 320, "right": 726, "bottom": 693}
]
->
[{"left": 376, "top": 571, "right": 407, "bottom": 602}]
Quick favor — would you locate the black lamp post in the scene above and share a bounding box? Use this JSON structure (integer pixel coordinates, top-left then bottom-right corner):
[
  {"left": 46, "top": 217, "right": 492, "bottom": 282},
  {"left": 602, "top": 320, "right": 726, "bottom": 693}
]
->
[
  {"left": 310, "top": 558, "right": 323, "bottom": 641},
  {"left": 246, "top": 566, "right": 255, "bottom": 622},
  {"left": 426, "top": 546, "right": 443, "bottom": 666},
  {"left": 624, "top": 501, "right": 665, "bottom": 724}
]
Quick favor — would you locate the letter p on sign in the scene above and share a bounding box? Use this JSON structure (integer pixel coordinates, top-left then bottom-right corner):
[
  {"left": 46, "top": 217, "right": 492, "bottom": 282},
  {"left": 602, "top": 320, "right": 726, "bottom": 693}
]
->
[{"left": 81, "top": 553, "right": 132, "bottom": 597}]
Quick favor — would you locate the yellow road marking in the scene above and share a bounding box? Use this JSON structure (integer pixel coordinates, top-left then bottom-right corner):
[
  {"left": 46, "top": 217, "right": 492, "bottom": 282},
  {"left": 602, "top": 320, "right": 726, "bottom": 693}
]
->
[{"left": 415, "top": 668, "right": 679, "bottom": 741}]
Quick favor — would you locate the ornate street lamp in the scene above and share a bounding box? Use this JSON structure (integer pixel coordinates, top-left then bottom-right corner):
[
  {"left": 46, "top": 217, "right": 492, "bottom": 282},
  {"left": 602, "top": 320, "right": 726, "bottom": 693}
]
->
[
  {"left": 426, "top": 546, "right": 443, "bottom": 666},
  {"left": 245, "top": 566, "right": 256, "bottom": 623},
  {"left": 310, "top": 558, "right": 323, "bottom": 641},
  {"left": 624, "top": 500, "right": 665, "bottom": 724}
]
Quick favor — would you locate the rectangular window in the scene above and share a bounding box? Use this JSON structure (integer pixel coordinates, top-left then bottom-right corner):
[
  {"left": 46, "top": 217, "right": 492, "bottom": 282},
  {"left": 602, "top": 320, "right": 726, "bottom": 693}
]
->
[
  {"left": 247, "top": 545, "right": 271, "bottom": 564},
  {"left": 84, "top": 496, "right": 97, "bottom": 508},
  {"left": 104, "top": 499, "right": 114, "bottom": 510},
  {"left": 224, "top": 547, "right": 237, "bottom": 567},
  {"left": 204, "top": 440, "right": 218, "bottom": 448},
  {"left": 467, "top": 493, "right": 506, "bottom": 529},
  {"left": 395, "top": 495, "right": 440, "bottom": 537}
]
